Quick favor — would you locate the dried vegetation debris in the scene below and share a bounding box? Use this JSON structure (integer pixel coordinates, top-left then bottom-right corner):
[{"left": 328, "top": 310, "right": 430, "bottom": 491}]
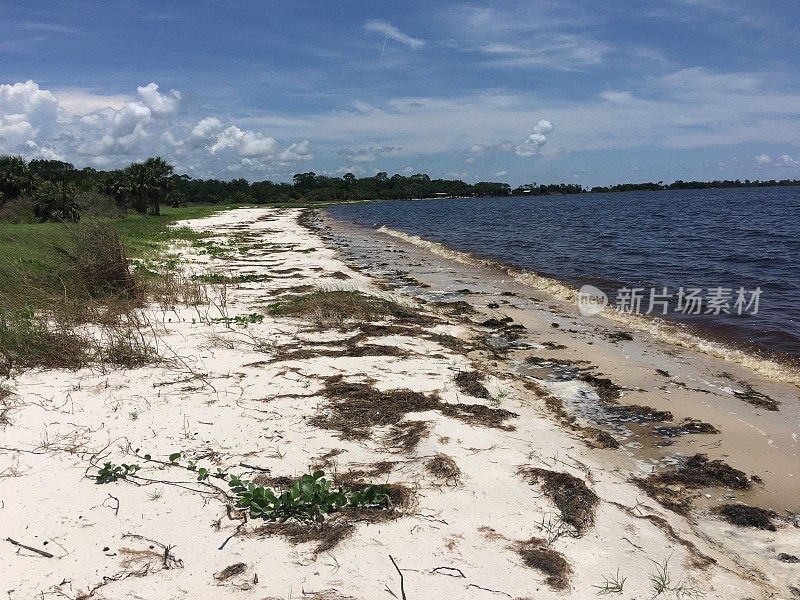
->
[
  {"left": 515, "top": 537, "right": 572, "bottom": 590},
  {"left": 518, "top": 467, "right": 599, "bottom": 534},
  {"left": 454, "top": 370, "right": 490, "bottom": 399},
  {"left": 711, "top": 503, "right": 778, "bottom": 531},
  {"left": 425, "top": 453, "right": 463, "bottom": 486},
  {"left": 310, "top": 375, "right": 517, "bottom": 443},
  {"left": 637, "top": 453, "right": 754, "bottom": 515}
]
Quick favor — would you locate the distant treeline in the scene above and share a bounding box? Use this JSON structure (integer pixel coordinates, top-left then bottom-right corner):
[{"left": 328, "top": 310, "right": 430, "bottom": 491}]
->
[
  {"left": 2, "top": 155, "right": 800, "bottom": 223},
  {"left": 589, "top": 179, "right": 800, "bottom": 193}
]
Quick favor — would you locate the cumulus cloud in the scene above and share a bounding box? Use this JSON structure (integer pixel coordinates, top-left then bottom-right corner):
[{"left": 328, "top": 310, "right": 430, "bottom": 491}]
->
[
  {"left": 755, "top": 153, "right": 772, "bottom": 164},
  {"left": 209, "top": 126, "right": 277, "bottom": 157},
  {"left": 54, "top": 89, "right": 132, "bottom": 115},
  {"left": 279, "top": 140, "right": 313, "bottom": 161},
  {"left": 0, "top": 80, "right": 311, "bottom": 175},
  {"left": 189, "top": 118, "right": 313, "bottom": 164},
  {"left": 468, "top": 140, "right": 514, "bottom": 155},
  {"left": 495, "top": 170, "right": 508, "bottom": 177},
  {"left": 334, "top": 164, "right": 366, "bottom": 176},
  {"left": 364, "top": 20, "right": 425, "bottom": 50},
  {"left": 0, "top": 80, "right": 60, "bottom": 150},
  {"left": 136, "top": 83, "right": 181, "bottom": 115},
  {"left": 515, "top": 119, "right": 553, "bottom": 156}
]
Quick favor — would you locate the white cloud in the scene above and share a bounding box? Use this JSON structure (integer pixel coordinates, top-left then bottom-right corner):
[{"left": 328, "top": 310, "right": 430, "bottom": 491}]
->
[
  {"left": 495, "top": 170, "right": 508, "bottom": 177},
  {"left": 215, "top": 126, "right": 275, "bottom": 157},
  {"left": 755, "top": 154, "right": 772, "bottom": 164},
  {"left": 0, "top": 80, "right": 309, "bottom": 176},
  {"left": 364, "top": 20, "right": 425, "bottom": 50},
  {"left": 516, "top": 119, "right": 553, "bottom": 156},
  {"left": 190, "top": 117, "right": 224, "bottom": 139},
  {"left": 338, "top": 145, "right": 400, "bottom": 162},
  {"left": 776, "top": 154, "right": 800, "bottom": 168},
  {"left": 279, "top": 140, "right": 313, "bottom": 161},
  {"left": 479, "top": 36, "right": 610, "bottom": 70},
  {"left": 335, "top": 164, "right": 366, "bottom": 176},
  {"left": 137, "top": 83, "right": 181, "bottom": 115},
  {"left": 54, "top": 89, "right": 132, "bottom": 115},
  {"left": 534, "top": 119, "right": 554, "bottom": 135},
  {"left": 0, "top": 80, "right": 60, "bottom": 149}
]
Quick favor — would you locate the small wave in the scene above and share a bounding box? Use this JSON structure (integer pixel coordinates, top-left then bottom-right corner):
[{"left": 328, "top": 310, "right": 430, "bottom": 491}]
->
[{"left": 377, "top": 225, "right": 800, "bottom": 387}]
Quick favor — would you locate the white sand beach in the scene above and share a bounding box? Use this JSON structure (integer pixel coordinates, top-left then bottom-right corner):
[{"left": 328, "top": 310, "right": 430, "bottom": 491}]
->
[{"left": 2, "top": 207, "right": 798, "bottom": 600}]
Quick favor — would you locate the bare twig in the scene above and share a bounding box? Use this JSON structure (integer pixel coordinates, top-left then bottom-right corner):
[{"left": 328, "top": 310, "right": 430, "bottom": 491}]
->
[
  {"left": 432, "top": 566, "right": 465, "bottom": 578},
  {"left": 389, "top": 555, "right": 407, "bottom": 600},
  {"left": 6, "top": 537, "right": 54, "bottom": 558}
]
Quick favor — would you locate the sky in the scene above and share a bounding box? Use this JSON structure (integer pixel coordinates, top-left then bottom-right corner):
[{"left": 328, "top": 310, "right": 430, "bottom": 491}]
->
[{"left": 1, "top": 0, "right": 799, "bottom": 187}]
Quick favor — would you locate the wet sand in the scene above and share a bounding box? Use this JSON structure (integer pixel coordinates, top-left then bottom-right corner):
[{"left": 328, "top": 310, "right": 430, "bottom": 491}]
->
[{"left": 320, "top": 211, "right": 800, "bottom": 515}]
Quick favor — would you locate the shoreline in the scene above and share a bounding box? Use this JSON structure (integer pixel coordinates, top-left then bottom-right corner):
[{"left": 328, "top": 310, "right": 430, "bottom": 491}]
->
[
  {"left": 319, "top": 209, "right": 800, "bottom": 512},
  {"left": 1, "top": 207, "right": 798, "bottom": 599},
  {"left": 375, "top": 222, "right": 800, "bottom": 377}
]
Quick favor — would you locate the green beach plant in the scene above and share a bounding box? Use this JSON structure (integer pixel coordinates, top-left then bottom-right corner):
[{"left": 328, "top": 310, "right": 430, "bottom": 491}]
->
[
  {"left": 122, "top": 451, "right": 391, "bottom": 524},
  {"left": 95, "top": 462, "right": 140, "bottom": 484},
  {"left": 227, "top": 470, "right": 388, "bottom": 522}
]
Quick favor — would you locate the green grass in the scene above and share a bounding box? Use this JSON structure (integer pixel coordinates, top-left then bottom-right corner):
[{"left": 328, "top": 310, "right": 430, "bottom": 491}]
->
[
  {"left": 0, "top": 205, "right": 225, "bottom": 309},
  {"left": 0, "top": 201, "right": 341, "bottom": 312},
  {"left": 110, "top": 204, "right": 223, "bottom": 258},
  {"left": 0, "top": 221, "right": 75, "bottom": 297}
]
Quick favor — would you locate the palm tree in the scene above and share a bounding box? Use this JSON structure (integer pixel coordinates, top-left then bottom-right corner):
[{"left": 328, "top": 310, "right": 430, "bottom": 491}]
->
[{"left": 122, "top": 157, "right": 173, "bottom": 215}]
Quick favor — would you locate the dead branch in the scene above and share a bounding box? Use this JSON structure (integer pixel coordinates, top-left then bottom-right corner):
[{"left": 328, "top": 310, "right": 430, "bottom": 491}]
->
[{"left": 6, "top": 537, "right": 54, "bottom": 558}]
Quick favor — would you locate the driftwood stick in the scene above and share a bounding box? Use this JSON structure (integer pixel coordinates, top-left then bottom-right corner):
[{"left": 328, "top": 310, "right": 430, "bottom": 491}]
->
[
  {"left": 6, "top": 537, "right": 54, "bottom": 558},
  {"left": 238, "top": 462, "right": 271, "bottom": 473},
  {"left": 389, "top": 555, "right": 407, "bottom": 600}
]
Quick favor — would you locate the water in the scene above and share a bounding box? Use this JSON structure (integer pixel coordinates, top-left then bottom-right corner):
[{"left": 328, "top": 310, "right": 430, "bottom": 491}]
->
[{"left": 326, "top": 187, "right": 800, "bottom": 362}]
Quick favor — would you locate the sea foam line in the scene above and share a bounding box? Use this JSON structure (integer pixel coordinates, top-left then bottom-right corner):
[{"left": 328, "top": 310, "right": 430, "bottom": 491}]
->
[{"left": 377, "top": 225, "right": 800, "bottom": 387}]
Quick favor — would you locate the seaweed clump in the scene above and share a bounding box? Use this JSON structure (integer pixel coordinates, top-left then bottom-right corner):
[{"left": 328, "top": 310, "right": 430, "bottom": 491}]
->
[
  {"left": 654, "top": 418, "right": 720, "bottom": 437},
  {"left": 311, "top": 376, "right": 517, "bottom": 443},
  {"left": 518, "top": 467, "right": 599, "bottom": 534},
  {"left": 712, "top": 503, "right": 777, "bottom": 531},
  {"left": 454, "top": 370, "right": 490, "bottom": 399},
  {"left": 651, "top": 454, "right": 752, "bottom": 489},
  {"left": 516, "top": 538, "right": 572, "bottom": 590},
  {"left": 637, "top": 454, "right": 753, "bottom": 515},
  {"left": 425, "top": 453, "right": 462, "bottom": 486}
]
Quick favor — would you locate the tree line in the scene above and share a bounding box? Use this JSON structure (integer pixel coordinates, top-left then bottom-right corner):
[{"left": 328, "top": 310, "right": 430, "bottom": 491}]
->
[
  {"left": 1, "top": 154, "right": 799, "bottom": 223},
  {"left": 590, "top": 179, "right": 800, "bottom": 193}
]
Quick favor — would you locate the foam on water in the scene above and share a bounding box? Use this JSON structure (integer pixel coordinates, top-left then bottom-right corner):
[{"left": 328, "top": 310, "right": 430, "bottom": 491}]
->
[{"left": 379, "top": 224, "right": 800, "bottom": 386}]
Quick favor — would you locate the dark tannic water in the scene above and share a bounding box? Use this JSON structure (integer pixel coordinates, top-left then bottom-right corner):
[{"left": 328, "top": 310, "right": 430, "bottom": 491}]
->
[{"left": 326, "top": 187, "right": 800, "bottom": 361}]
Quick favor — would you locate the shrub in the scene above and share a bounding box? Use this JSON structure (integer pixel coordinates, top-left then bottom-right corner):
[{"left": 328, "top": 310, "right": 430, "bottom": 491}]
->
[
  {"left": 60, "top": 223, "right": 140, "bottom": 300},
  {"left": 228, "top": 470, "right": 388, "bottom": 522},
  {"left": 32, "top": 181, "right": 81, "bottom": 223},
  {"left": 0, "top": 196, "right": 37, "bottom": 223}
]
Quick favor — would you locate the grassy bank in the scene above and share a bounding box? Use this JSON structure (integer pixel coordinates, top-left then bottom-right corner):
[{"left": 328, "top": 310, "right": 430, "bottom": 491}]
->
[
  {"left": 0, "top": 205, "right": 223, "bottom": 310},
  {"left": 0, "top": 204, "right": 231, "bottom": 374}
]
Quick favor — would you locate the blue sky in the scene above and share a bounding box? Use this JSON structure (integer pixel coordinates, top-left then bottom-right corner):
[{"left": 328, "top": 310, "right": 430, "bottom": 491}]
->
[{"left": 1, "top": 0, "right": 799, "bottom": 186}]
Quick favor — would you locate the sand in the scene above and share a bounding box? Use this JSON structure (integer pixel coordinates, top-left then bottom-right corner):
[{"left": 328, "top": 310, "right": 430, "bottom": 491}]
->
[{"left": 1, "top": 207, "right": 797, "bottom": 599}]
